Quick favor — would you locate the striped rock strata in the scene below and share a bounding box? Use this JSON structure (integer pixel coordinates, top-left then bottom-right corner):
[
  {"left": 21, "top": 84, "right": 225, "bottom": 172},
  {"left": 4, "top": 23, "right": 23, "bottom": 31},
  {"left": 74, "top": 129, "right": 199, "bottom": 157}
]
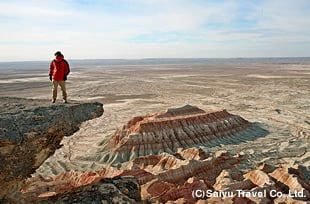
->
[
  {"left": 103, "top": 105, "right": 267, "bottom": 163},
  {"left": 115, "top": 148, "right": 245, "bottom": 185},
  {"left": 21, "top": 148, "right": 243, "bottom": 202},
  {"left": 21, "top": 147, "right": 309, "bottom": 203},
  {"left": 122, "top": 151, "right": 309, "bottom": 203}
]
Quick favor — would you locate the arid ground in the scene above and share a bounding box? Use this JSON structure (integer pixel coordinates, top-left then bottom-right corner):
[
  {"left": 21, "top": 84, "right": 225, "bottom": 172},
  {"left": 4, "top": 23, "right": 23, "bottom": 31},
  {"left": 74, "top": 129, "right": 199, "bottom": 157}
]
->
[{"left": 1, "top": 58, "right": 309, "bottom": 177}]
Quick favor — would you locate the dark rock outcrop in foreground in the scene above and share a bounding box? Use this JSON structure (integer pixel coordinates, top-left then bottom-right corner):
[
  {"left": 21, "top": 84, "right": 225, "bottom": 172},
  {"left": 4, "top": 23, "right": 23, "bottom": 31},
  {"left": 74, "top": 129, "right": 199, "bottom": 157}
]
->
[
  {"left": 30, "top": 177, "right": 141, "bottom": 204},
  {"left": 0, "top": 97, "right": 104, "bottom": 202}
]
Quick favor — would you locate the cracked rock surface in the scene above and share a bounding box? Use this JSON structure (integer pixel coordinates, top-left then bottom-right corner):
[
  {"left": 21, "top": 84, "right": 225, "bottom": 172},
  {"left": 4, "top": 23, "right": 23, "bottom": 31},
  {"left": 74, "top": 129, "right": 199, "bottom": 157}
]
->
[{"left": 0, "top": 97, "right": 103, "bottom": 202}]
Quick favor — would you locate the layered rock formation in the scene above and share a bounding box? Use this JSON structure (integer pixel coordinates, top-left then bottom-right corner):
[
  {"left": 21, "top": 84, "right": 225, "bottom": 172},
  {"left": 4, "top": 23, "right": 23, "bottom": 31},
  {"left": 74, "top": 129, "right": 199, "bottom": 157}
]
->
[
  {"left": 102, "top": 105, "right": 268, "bottom": 163},
  {"left": 21, "top": 165, "right": 118, "bottom": 199},
  {"left": 22, "top": 147, "right": 309, "bottom": 203},
  {"left": 0, "top": 97, "right": 104, "bottom": 202},
  {"left": 3, "top": 100, "right": 308, "bottom": 203},
  {"left": 23, "top": 176, "right": 141, "bottom": 204},
  {"left": 21, "top": 148, "right": 243, "bottom": 202}
]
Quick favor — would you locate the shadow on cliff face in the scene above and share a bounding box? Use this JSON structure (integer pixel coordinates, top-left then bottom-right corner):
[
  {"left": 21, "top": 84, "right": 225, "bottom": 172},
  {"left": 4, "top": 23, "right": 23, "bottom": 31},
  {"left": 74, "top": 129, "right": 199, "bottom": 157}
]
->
[{"left": 201, "top": 122, "right": 270, "bottom": 148}]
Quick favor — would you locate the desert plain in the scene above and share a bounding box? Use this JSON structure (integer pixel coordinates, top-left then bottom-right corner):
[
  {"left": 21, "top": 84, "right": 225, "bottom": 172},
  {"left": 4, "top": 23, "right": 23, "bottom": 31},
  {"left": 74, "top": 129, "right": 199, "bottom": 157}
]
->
[{"left": 0, "top": 58, "right": 309, "bottom": 181}]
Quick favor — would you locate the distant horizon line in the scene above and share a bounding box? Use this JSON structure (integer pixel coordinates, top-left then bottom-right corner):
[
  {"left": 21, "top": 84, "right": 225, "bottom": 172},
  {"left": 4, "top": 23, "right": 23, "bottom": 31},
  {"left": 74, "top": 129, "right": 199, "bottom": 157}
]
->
[{"left": 1, "top": 56, "right": 310, "bottom": 63}]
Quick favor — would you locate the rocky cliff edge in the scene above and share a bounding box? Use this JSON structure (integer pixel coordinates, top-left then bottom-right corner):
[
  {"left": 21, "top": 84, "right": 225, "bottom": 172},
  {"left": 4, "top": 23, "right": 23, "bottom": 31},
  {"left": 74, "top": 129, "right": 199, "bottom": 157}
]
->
[{"left": 0, "top": 97, "right": 104, "bottom": 202}]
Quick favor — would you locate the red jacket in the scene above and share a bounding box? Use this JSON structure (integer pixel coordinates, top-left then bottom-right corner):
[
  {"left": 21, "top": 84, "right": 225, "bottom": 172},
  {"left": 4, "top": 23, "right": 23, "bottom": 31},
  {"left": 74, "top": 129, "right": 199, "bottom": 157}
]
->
[{"left": 49, "top": 55, "right": 70, "bottom": 81}]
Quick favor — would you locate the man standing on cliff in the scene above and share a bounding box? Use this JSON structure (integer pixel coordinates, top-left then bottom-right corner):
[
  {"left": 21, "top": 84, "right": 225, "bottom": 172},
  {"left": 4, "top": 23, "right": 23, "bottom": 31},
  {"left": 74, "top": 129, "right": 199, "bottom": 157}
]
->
[{"left": 49, "top": 51, "right": 70, "bottom": 103}]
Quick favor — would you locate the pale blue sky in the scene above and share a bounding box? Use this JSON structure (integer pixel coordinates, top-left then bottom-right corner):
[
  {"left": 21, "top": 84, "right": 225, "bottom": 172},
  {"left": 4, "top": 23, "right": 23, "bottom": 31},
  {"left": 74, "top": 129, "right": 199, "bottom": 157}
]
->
[{"left": 0, "top": 0, "right": 309, "bottom": 61}]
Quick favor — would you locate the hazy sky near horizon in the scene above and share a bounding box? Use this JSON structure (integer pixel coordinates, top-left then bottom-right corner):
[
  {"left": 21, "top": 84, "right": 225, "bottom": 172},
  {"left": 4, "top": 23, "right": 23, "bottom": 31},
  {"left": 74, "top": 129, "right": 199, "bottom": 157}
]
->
[{"left": 0, "top": 0, "right": 310, "bottom": 61}]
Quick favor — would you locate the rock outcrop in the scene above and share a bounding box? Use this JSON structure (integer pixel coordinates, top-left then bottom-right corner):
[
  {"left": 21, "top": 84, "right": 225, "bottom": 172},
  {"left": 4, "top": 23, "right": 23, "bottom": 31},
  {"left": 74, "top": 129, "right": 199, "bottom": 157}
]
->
[
  {"left": 23, "top": 176, "right": 141, "bottom": 204},
  {"left": 4, "top": 101, "right": 308, "bottom": 203},
  {"left": 102, "top": 105, "right": 268, "bottom": 163},
  {"left": 118, "top": 149, "right": 245, "bottom": 186},
  {"left": 21, "top": 147, "right": 310, "bottom": 203},
  {"left": 0, "top": 97, "right": 104, "bottom": 202},
  {"left": 21, "top": 148, "right": 244, "bottom": 202},
  {"left": 21, "top": 166, "right": 118, "bottom": 199}
]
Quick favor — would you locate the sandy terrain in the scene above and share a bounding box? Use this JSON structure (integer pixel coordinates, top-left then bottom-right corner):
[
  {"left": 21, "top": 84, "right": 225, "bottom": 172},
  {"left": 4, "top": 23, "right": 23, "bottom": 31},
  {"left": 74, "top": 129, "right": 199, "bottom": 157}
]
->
[{"left": 1, "top": 59, "right": 309, "bottom": 177}]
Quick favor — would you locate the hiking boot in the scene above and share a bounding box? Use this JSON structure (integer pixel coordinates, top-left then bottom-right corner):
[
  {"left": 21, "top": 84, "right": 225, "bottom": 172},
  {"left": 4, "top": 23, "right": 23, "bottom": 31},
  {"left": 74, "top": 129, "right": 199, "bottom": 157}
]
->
[
  {"left": 64, "top": 100, "right": 68, "bottom": 103},
  {"left": 52, "top": 100, "right": 56, "bottom": 103}
]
